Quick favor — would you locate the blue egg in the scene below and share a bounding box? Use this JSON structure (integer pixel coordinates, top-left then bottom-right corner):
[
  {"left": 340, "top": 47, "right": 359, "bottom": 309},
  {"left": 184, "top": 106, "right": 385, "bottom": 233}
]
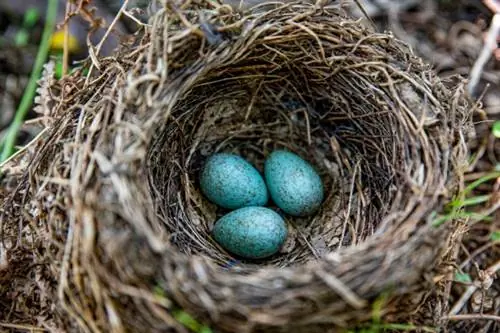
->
[
  {"left": 200, "top": 153, "right": 268, "bottom": 210},
  {"left": 212, "top": 207, "right": 288, "bottom": 259},
  {"left": 265, "top": 150, "right": 324, "bottom": 216}
]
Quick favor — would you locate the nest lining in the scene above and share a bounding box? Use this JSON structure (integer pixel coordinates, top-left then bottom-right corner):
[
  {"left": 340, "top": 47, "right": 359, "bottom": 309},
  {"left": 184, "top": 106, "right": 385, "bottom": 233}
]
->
[
  {"left": 0, "top": 1, "right": 474, "bottom": 332},
  {"left": 151, "top": 89, "right": 368, "bottom": 264}
]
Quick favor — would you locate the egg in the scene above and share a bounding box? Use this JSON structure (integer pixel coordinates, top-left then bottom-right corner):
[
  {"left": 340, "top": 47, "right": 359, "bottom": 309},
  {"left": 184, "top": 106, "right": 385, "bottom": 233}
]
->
[
  {"left": 200, "top": 153, "right": 268, "bottom": 210},
  {"left": 212, "top": 206, "right": 288, "bottom": 259},
  {"left": 264, "top": 150, "right": 324, "bottom": 216}
]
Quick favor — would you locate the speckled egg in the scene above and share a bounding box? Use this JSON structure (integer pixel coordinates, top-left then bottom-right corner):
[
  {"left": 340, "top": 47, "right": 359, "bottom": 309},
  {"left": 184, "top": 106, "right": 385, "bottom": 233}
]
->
[
  {"left": 200, "top": 153, "right": 268, "bottom": 210},
  {"left": 212, "top": 207, "right": 288, "bottom": 259},
  {"left": 265, "top": 150, "right": 324, "bottom": 216}
]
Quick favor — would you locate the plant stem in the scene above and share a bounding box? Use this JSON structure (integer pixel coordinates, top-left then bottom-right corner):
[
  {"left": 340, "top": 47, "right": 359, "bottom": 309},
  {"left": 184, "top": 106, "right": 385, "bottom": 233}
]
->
[{"left": 0, "top": 0, "right": 59, "bottom": 162}]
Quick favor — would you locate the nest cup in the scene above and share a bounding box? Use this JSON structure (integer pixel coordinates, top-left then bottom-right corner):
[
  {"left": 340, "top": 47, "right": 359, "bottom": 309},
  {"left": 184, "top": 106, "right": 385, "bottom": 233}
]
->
[{"left": 1, "top": 1, "right": 474, "bottom": 332}]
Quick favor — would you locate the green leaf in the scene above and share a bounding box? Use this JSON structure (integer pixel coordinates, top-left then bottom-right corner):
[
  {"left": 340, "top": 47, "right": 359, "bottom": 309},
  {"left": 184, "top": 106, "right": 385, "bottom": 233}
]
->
[
  {"left": 201, "top": 324, "right": 213, "bottom": 332},
  {"left": 54, "top": 57, "right": 64, "bottom": 79},
  {"left": 432, "top": 214, "right": 452, "bottom": 227},
  {"left": 493, "top": 121, "right": 500, "bottom": 138},
  {"left": 173, "top": 310, "right": 213, "bottom": 333},
  {"left": 463, "top": 172, "right": 500, "bottom": 196},
  {"left": 431, "top": 210, "right": 492, "bottom": 227},
  {"left": 454, "top": 272, "right": 472, "bottom": 283},
  {"left": 14, "top": 30, "right": 29, "bottom": 47},
  {"left": 459, "top": 195, "right": 491, "bottom": 207},
  {"left": 371, "top": 293, "right": 390, "bottom": 324},
  {"left": 24, "top": 7, "right": 40, "bottom": 28},
  {"left": 153, "top": 285, "right": 165, "bottom": 297},
  {"left": 490, "top": 231, "right": 500, "bottom": 242}
]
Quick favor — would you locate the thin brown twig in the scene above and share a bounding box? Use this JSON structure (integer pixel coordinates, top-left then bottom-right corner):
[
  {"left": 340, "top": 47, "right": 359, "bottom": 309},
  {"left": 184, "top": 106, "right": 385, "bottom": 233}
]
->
[
  {"left": 62, "top": 0, "right": 72, "bottom": 76},
  {"left": 449, "top": 259, "right": 500, "bottom": 315},
  {"left": 468, "top": 1, "right": 500, "bottom": 95},
  {"left": 445, "top": 314, "right": 500, "bottom": 321},
  {"left": 85, "top": 0, "right": 130, "bottom": 86},
  {"left": 0, "top": 322, "right": 47, "bottom": 331},
  {"left": 483, "top": 0, "right": 500, "bottom": 13},
  {"left": 459, "top": 240, "right": 500, "bottom": 269}
]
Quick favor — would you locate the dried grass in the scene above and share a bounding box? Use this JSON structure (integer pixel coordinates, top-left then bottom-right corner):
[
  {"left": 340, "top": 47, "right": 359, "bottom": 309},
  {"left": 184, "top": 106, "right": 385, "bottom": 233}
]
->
[{"left": 0, "top": 1, "right": 476, "bottom": 332}]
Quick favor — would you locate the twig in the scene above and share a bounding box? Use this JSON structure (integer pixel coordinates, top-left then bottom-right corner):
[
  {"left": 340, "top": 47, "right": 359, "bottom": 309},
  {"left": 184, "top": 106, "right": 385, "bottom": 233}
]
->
[
  {"left": 449, "top": 260, "right": 500, "bottom": 315},
  {"left": 315, "top": 269, "right": 367, "bottom": 309},
  {"left": 0, "top": 322, "right": 47, "bottom": 331},
  {"left": 85, "top": 0, "right": 129, "bottom": 86},
  {"left": 483, "top": 0, "right": 500, "bottom": 60},
  {"left": 337, "top": 161, "right": 359, "bottom": 250},
  {"left": 122, "top": 8, "right": 151, "bottom": 28},
  {"left": 468, "top": 13, "right": 500, "bottom": 96},
  {"left": 352, "top": 0, "right": 376, "bottom": 30},
  {"left": 0, "top": 128, "right": 48, "bottom": 169},
  {"left": 459, "top": 240, "right": 500, "bottom": 269},
  {"left": 62, "top": 0, "right": 72, "bottom": 76},
  {"left": 445, "top": 314, "right": 500, "bottom": 322},
  {"left": 0, "top": 0, "right": 59, "bottom": 162},
  {"left": 483, "top": 0, "right": 500, "bottom": 13}
]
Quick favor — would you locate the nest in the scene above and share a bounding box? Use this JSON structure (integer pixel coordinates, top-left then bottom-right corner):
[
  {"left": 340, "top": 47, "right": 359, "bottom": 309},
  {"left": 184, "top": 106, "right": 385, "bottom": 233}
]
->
[{"left": 0, "top": 1, "right": 476, "bottom": 332}]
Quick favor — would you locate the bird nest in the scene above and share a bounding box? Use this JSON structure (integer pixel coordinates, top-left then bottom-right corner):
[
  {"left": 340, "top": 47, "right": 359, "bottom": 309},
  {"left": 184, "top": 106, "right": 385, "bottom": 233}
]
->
[{"left": 0, "top": 1, "right": 476, "bottom": 332}]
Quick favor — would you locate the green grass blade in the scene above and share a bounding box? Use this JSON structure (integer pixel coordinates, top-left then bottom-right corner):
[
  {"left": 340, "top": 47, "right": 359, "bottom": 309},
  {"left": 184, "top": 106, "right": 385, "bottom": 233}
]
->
[
  {"left": 454, "top": 272, "right": 472, "bottom": 283},
  {"left": 0, "top": 0, "right": 59, "bottom": 162},
  {"left": 173, "top": 310, "right": 213, "bottom": 333},
  {"left": 450, "top": 194, "right": 491, "bottom": 208},
  {"left": 493, "top": 120, "right": 500, "bottom": 138},
  {"left": 463, "top": 172, "right": 500, "bottom": 196},
  {"left": 432, "top": 211, "right": 493, "bottom": 227}
]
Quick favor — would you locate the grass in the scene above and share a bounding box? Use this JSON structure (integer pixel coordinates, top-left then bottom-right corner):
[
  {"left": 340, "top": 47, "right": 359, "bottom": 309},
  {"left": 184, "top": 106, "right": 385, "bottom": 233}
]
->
[
  {"left": 172, "top": 310, "right": 213, "bottom": 333},
  {"left": 153, "top": 285, "right": 213, "bottom": 333},
  {"left": 493, "top": 120, "right": 500, "bottom": 138},
  {"left": 429, "top": 123, "right": 499, "bottom": 326},
  {"left": 431, "top": 120, "right": 499, "bottom": 227},
  {"left": 454, "top": 271, "right": 473, "bottom": 284},
  {"left": 0, "top": 0, "right": 59, "bottom": 163},
  {"left": 346, "top": 293, "right": 437, "bottom": 333},
  {"left": 432, "top": 169, "right": 500, "bottom": 227}
]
